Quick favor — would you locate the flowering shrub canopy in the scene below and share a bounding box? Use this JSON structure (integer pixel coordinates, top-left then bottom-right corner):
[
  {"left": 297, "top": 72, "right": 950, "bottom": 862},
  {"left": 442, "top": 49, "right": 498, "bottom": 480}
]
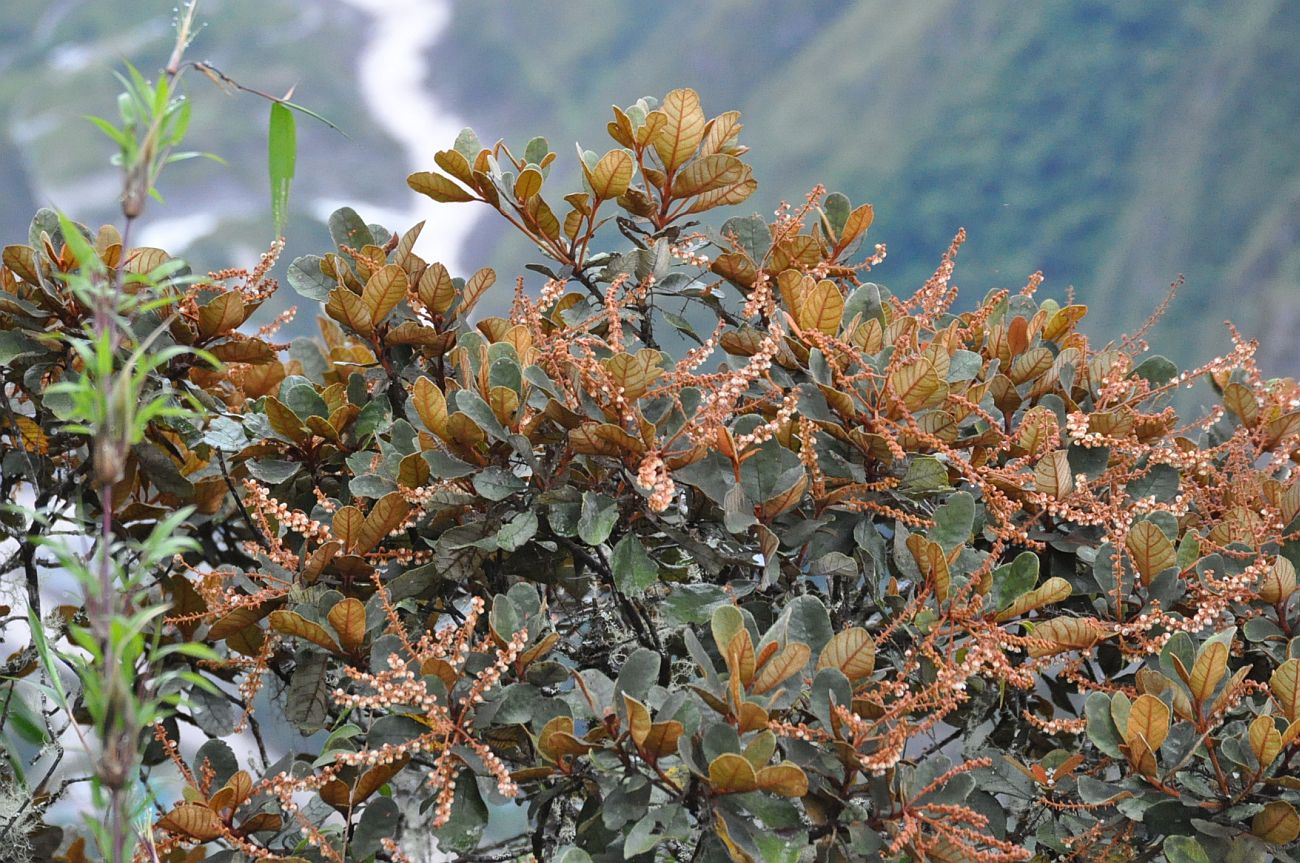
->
[{"left": 3, "top": 88, "right": 1300, "bottom": 863}]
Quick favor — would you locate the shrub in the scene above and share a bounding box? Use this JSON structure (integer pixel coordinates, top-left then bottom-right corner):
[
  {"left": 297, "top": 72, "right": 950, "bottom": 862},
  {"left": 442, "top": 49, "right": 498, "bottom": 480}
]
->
[{"left": 1, "top": 54, "right": 1299, "bottom": 863}]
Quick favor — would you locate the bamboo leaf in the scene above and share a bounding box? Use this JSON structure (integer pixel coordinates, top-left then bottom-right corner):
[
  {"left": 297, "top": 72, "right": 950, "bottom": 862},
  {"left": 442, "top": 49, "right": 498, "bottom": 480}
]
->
[{"left": 268, "top": 102, "right": 296, "bottom": 237}]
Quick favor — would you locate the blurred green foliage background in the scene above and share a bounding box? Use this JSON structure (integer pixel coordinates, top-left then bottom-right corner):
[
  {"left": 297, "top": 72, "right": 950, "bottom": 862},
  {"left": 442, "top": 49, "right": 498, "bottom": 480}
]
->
[{"left": 3, "top": 0, "right": 1297, "bottom": 378}]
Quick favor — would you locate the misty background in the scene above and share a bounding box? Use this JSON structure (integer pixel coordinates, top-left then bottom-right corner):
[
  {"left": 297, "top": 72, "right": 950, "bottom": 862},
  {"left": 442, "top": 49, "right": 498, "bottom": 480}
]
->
[{"left": 3, "top": 0, "right": 1297, "bottom": 378}]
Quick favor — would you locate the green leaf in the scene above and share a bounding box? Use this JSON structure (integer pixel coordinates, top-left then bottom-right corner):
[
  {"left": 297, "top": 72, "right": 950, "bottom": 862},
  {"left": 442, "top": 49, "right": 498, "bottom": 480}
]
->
[
  {"left": 268, "top": 101, "right": 296, "bottom": 236},
  {"left": 990, "top": 551, "right": 1039, "bottom": 610},
  {"left": 496, "top": 510, "right": 538, "bottom": 552},
  {"left": 328, "top": 207, "right": 374, "bottom": 253},
  {"left": 352, "top": 797, "right": 399, "bottom": 860},
  {"left": 285, "top": 650, "right": 330, "bottom": 734},
  {"left": 1132, "top": 355, "right": 1179, "bottom": 387},
  {"left": 432, "top": 770, "right": 488, "bottom": 854},
  {"left": 472, "top": 467, "right": 526, "bottom": 502},
  {"left": 578, "top": 492, "right": 618, "bottom": 546},
  {"left": 614, "top": 647, "right": 660, "bottom": 704},
  {"left": 611, "top": 534, "right": 659, "bottom": 595},
  {"left": 1085, "top": 691, "right": 1124, "bottom": 758},
  {"left": 930, "top": 491, "right": 975, "bottom": 553},
  {"left": 287, "top": 255, "right": 335, "bottom": 300},
  {"left": 1163, "top": 836, "right": 1212, "bottom": 863}
]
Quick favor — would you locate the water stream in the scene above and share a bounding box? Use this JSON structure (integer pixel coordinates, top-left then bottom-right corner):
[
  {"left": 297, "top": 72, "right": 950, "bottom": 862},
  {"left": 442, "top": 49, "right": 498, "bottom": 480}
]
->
[{"left": 322, "top": 0, "right": 480, "bottom": 275}]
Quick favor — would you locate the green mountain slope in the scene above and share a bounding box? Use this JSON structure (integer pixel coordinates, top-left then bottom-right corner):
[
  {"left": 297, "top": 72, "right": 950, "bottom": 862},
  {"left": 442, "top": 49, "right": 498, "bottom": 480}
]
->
[{"left": 436, "top": 0, "right": 1300, "bottom": 376}]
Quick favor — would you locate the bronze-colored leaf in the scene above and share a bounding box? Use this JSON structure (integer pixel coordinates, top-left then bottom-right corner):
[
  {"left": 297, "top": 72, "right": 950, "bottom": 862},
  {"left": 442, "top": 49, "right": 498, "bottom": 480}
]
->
[
  {"left": 198, "top": 292, "right": 247, "bottom": 339},
  {"left": 751, "top": 642, "right": 810, "bottom": 695},
  {"left": 268, "top": 610, "right": 339, "bottom": 652},
  {"left": 361, "top": 264, "right": 408, "bottom": 325},
  {"left": 708, "top": 753, "right": 758, "bottom": 794},
  {"left": 834, "top": 203, "right": 874, "bottom": 252},
  {"left": 1260, "top": 556, "right": 1297, "bottom": 604},
  {"left": 590, "top": 150, "right": 634, "bottom": 200},
  {"left": 653, "top": 88, "right": 706, "bottom": 172},
  {"left": 208, "top": 770, "right": 253, "bottom": 812},
  {"left": 794, "top": 279, "right": 844, "bottom": 337},
  {"left": 459, "top": 267, "right": 496, "bottom": 318},
  {"left": 890, "top": 358, "right": 947, "bottom": 413},
  {"left": 641, "top": 720, "right": 684, "bottom": 760},
  {"left": 327, "top": 598, "right": 366, "bottom": 652},
  {"left": 1188, "top": 640, "right": 1228, "bottom": 706},
  {"left": 333, "top": 506, "right": 364, "bottom": 551},
  {"left": 906, "top": 534, "right": 951, "bottom": 602},
  {"left": 726, "top": 628, "right": 756, "bottom": 688},
  {"left": 1126, "top": 521, "right": 1177, "bottom": 586},
  {"left": 755, "top": 761, "right": 808, "bottom": 797},
  {"left": 623, "top": 694, "right": 652, "bottom": 747},
  {"left": 816, "top": 627, "right": 876, "bottom": 682},
  {"left": 325, "top": 286, "right": 373, "bottom": 336},
  {"left": 569, "top": 422, "right": 645, "bottom": 456},
  {"left": 355, "top": 492, "right": 412, "bottom": 555},
  {"left": 1253, "top": 800, "right": 1300, "bottom": 845},
  {"left": 264, "top": 396, "right": 308, "bottom": 443},
  {"left": 408, "top": 171, "right": 475, "bottom": 203},
  {"left": 1271, "top": 659, "right": 1300, "bottom": 722},
  {"left": 602, "top": 350, "right": 663, "bottom": 400},
  {"left": 412, "top": 376, "right": 449, "bottom": 438},
  {"left": 1034, "top": 450, "right": 1075, "bottom": 499},
  {"left": 673, "top": 154, "right": 744, "bottom": 198},
  {"left": 514, "top": 166, "right": 544, "bottom": 200},
  {"left": 994, "top": 577, "right": 1072, "bottom": 622},
  {"left": 1123, "top": 693, "right": 1169, "bottom": 753},
  {"left": 1249, "top": 714, "right": 1284, "bottom": 767},
  {"left": 352, "top": 755, "right": 409, "bottom": 805},
  {"left": 1026, "top": 617, "right": 1105, "bottom": 657},
  {"left": 157, "top": 803, "right": 223, "bottom": 841},
  {"left": 208, "top": 603, "right": 275, "bottom": 641}
]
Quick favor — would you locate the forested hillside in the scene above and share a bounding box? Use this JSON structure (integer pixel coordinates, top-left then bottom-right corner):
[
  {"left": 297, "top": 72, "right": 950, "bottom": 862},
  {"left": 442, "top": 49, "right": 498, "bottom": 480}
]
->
[{"left": 436, "top": 0, "right": 1300, "bottom": 375}]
